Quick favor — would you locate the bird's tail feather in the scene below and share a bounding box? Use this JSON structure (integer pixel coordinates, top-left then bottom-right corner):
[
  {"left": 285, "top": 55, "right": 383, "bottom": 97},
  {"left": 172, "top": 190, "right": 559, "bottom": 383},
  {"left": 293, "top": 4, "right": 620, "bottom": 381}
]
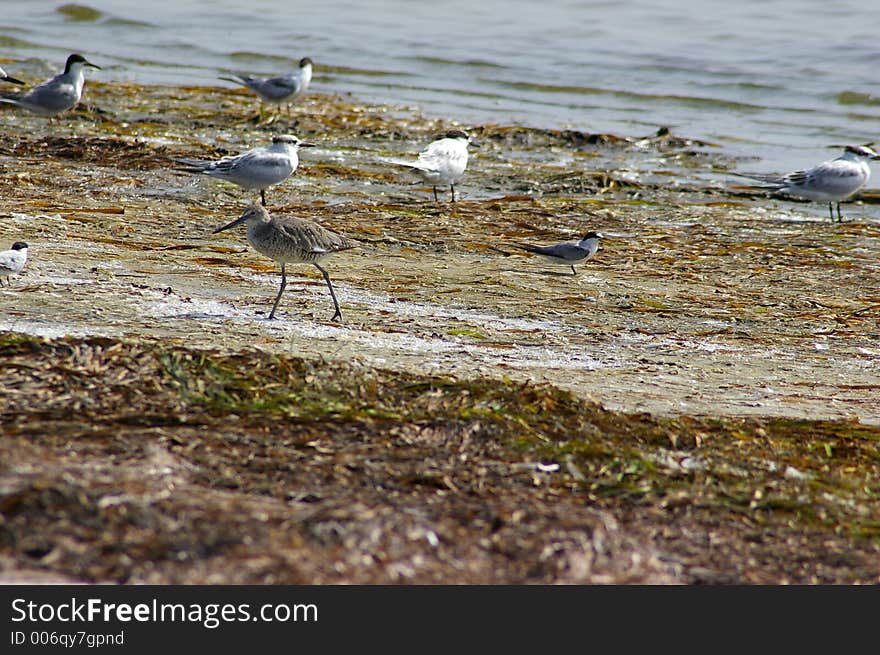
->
[
  {"left": 381, "top": 156, "right": 433, "bottom": 172},
  {"left": 511, "top": 242, "right": 543, "bottom": 255},
  {"left": 727, "top": 171, "right": 785, "bottom": 188},
  {"left": 168, "top": 157, "right": 210, "bottom": 172}
]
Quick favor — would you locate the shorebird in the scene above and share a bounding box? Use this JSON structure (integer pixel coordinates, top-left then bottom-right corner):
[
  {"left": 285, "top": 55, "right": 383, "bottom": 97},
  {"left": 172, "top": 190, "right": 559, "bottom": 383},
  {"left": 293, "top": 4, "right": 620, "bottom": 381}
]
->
[
  {"left": 212, "top": 204, "right": 356, "bottom": 321},
  {"left": 0, "top": 65, "right": 24, "bottom": 86},
  {"left": 0, "top": 242, "right": 28, "bottom": 286},
  {"left": 171, "top": 134, "right": 314, "bottom": 206},
  {"left": 220, "top": 57, "right": 313, "bottom": 124},
  {"left": 513, "top": 232, "right": 603, "bottom": 275},
  {"left": 388, "top": 129, "right": 478, "bottom": 202},
  {"left": 729, "top": 144, "right": 880, "bottom": 222},
  {"left": 0, "top": 54, "right": 100, "bottom": 118}
]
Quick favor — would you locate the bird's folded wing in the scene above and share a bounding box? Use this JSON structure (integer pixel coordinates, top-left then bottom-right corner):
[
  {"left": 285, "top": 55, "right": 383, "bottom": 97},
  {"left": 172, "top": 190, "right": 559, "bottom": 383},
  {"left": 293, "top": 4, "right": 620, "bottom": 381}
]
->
[
  {"left": 169, "top": 157, "right": 210, "bottom": 170},
  {"left": 383, "top": 156, "right": 437, "bottom": 172},
  {"left": 512, "top": 242, "right": 548, "bottom": 255},
  {"left": 218, "top": 74, "right": 252, "bottom": 85},
  {"left": 727, "top": 170, "right": 787, "bottom": 186},
  {"left": 262, "top": 76, "right": 301, "bottom": 97},
  {"left": 417, "top": 141, "right": 459, "bottom": 164},
  {"left": 0, "top": 252, "right": 20, "bottom": 269}
]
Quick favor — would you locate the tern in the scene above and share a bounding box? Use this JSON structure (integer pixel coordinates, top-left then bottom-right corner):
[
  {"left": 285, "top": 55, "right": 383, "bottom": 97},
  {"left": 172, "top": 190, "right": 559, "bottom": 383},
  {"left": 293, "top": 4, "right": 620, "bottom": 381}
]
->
[
  {"left": 388, "top": 129, "right": 478, "bottom": 202},
  {"left": 0, "top": 242, "right": 28, "bottom": 286},
  {"left": 171, "top": 134, "right": 315, "bottom": 206},
  {"left": 513, "top": 232, "right": 603, "bottom": 275},
  {"left": 729, "top": 144, "right": 880, "bottom": 222},
  {"left": 220, "top": 57, "right": 313, "bottom": 124},
  {"left": 0, "top": 54, "right": 100, "bottom": 118}
]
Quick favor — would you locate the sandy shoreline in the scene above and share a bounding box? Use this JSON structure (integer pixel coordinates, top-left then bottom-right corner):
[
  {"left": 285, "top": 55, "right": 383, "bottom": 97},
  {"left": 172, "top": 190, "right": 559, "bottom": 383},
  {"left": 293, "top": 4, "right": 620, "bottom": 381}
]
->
[
  {"left": 2, "top": 81, "right": 878, "bottom": 425},
  {"left": 1, "top": 81, "right": 878, "bottom": 583}
]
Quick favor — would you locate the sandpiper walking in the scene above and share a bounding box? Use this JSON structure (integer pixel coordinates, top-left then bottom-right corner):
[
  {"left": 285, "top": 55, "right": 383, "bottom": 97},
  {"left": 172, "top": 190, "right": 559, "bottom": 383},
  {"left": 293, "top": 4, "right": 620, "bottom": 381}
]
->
[
  {"left": 171, "top": 134, "right": 314, "bottom": 206},
  {"left": 212, "top": 204, "right": 356, "bottom": 321},
  {"left": 513, "top": 232, "right": 603, "bottom": 275}
]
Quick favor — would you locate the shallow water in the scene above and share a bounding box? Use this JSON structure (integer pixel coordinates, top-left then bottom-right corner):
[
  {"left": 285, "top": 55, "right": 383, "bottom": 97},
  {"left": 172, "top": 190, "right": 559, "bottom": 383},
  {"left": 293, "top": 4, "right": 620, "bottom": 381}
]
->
[{"left": 2, "top": 0, "right": 879, "bottom": 176}]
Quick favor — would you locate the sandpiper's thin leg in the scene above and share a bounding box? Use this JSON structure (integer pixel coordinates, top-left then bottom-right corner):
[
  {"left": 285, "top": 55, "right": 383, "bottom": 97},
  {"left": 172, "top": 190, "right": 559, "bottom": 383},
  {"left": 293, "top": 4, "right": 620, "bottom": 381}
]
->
[
  {"left": 570, "top": 265, "right": 577, "bottom": 275},
  {"left": 836, "top": 202, "right": 843, "bottom": 223},
  {"left": 450, "top": 184, "right": 456, "bottom": 203},
  {"left": 828, "top": 203, "right": 834, "bottom": 222},
  {"left": 260, "top": 189, "right": 267, "bottom": 206},
  {"left": 314, "top": 263, "right": 343, "bottom": 322},
  {"left": 268, "top": 263, "right": 287, "bottom": 320},
  {"left": 432, "top": 186, "right": 438, "bottom": 202}
]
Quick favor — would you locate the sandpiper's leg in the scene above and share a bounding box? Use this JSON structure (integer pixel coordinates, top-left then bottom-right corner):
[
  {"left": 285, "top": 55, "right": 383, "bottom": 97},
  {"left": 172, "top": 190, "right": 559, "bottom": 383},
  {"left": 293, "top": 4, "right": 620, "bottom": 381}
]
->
[
  {"left": 828, "top": 203, "right": 834, "bottom": 222},
  {"left": 314, "top": 263, "right": 343, "bottom": 322},
  {"left": 836, "top": 202, "right": 843, "bottom": 223},
  {"left": 450, "top": 184, "right": 456, "bottom": 203},
  {"left": 570, "top": 265, "right": 577, "bottom": 275},
  {"left": 432, "top": 186, "right": 439, "bottom": 202},
  {"left": 268, "top": 264, "right": 287, "bottom": 320},
  {"left": 260, "top": 189, "right": 267, "bottom": 206}
]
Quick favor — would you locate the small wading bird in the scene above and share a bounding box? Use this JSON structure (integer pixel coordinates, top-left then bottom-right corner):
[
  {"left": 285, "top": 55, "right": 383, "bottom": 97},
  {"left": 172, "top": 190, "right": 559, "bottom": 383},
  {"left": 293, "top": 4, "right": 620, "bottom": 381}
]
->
[
  {"left": 219, "top": 57, "right": 313, "bottom": 124},
  {"left": 0, "top": 65, "right": 24, "bottom": 86},
  {"left": 0, "top": 241, "right": 29, "bottom": 286},
  {"left": 513, "top": 232, "right": 603, "bottom": 275},
  {"left": 729, "top": 144, "right": 880, "bottom": 222},
  {"left": 0, "top": 54, "right": 100, "bottom": 119},
  {"left": 388, "top": 129, "right": 478, "bottom": 202},
  {"left": 171, "top": 134, "right": 314, "bottom": 206},
  {"left": 212, "top": 204, "right": 356, "bottom": 321}
]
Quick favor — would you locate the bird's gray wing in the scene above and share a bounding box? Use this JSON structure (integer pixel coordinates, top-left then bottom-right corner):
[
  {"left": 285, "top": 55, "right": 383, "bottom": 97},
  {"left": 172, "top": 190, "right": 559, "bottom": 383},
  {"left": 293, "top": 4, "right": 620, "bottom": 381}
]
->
[
  {"left": 20, "top": 77, "right": 78, "bottom": 112},
  {"left": 256, "top": 75, "right": 302, "bottom": 100},
  {"left": 170, "top": 156, "right": 212, "bottom": 171},
  {"left": 728, "top": 170, "right": 790, "bottom": 189},
  {"left": 222, "top": 74, "right": 301, "bottom": 101},
  {"left": 795, "top": 161, "right": 865, "bottom": 194},
  {"left": 515, "top": 242, "right": 584, "bottom": 261},
  {"left": 208, "top": 151, "right": 251, "bottom": 174}
]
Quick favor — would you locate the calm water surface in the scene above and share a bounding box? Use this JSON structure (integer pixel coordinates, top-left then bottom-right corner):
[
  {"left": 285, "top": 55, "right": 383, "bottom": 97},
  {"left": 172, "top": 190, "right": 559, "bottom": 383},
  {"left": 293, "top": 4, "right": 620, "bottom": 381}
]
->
[{"left": 2, "top": 0, "right": 879, "bottom": 174}]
